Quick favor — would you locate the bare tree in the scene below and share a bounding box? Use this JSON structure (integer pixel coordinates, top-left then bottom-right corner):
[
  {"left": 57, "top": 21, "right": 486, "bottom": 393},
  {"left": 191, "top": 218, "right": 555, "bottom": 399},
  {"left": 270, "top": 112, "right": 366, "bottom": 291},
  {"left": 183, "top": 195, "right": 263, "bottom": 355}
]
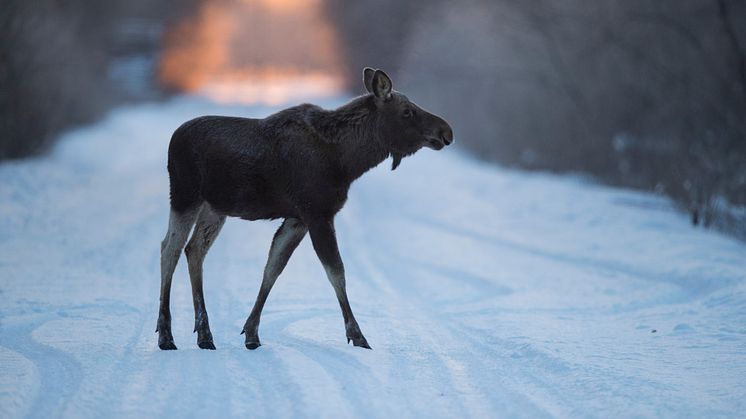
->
[{"left": 328, "top": 0, "right": 746, "bottom": 238}]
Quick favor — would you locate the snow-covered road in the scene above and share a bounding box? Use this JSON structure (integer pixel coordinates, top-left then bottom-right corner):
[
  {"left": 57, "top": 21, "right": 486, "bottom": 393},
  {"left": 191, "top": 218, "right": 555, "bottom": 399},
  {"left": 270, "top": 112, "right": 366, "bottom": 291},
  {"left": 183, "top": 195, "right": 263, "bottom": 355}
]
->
[{"left": 1, "top": 97, "right": 745, "bottom": 418}]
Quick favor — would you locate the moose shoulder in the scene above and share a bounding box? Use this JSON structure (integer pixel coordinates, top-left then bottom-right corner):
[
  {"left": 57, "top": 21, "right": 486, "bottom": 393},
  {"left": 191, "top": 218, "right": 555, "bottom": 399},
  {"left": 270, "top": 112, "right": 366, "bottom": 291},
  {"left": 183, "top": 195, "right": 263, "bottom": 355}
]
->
[{"left": 157, "top": 68, "right": 453, "bottom": 351}]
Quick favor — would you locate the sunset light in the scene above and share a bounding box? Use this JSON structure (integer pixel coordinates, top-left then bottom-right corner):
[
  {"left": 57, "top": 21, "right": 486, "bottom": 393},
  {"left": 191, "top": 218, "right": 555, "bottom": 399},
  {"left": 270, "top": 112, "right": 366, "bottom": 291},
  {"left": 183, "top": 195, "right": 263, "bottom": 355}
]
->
[{"left": 158, "top": 0, "right": 343, "bottom": 105}]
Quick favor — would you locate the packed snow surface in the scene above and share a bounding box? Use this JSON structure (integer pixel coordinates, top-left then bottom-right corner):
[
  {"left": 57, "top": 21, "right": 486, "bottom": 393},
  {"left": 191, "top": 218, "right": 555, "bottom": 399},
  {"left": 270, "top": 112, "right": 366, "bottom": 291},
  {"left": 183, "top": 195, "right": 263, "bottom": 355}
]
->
[{"left": 1, "top": 96, "right": 745, "bottom": 419}]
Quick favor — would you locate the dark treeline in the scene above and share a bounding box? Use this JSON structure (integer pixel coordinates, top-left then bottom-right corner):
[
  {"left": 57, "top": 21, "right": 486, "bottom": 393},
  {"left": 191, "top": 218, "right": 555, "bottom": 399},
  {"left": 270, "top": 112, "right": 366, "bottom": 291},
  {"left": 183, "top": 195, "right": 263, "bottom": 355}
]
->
[
  {"left": 3, "top": 0, "right": 744, "bottom": 238},
  {"left": 0, "top": 0, "right": 195, "bottom": 159},
  {"left": 326, "top": 0, "right": 746, "bottom": 238}
]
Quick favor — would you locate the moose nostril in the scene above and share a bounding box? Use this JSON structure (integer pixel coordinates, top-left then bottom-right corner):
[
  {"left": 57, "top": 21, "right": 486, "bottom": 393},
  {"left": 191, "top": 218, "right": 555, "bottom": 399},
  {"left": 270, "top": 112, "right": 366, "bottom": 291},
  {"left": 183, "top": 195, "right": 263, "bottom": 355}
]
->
[{"left": 440, "top": 127, "right": 454, "bottom": 145}]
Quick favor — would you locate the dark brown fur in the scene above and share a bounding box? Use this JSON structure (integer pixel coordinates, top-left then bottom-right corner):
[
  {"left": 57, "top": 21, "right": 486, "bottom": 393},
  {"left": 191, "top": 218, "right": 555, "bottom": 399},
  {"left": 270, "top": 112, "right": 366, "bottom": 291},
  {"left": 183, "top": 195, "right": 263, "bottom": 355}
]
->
[{"left": 157, "top": 68, "right": 453, "bottom": 350}]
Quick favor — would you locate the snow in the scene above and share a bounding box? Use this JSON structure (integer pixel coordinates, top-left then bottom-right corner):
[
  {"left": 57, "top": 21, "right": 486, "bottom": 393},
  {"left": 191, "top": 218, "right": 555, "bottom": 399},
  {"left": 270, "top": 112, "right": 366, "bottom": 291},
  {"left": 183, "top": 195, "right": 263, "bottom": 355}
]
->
[{"left": 1, "top": 95, "right": 745, "bottom": 418}]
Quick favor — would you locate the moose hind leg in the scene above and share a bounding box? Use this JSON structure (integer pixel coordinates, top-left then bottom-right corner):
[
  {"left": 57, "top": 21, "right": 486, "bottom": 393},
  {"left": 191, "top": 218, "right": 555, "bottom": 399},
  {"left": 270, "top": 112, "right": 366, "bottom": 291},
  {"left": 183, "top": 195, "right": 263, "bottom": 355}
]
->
[
  {"left": 158, "top": 205, "right": 201, "bottom": 350},
  {"left": 243, "top": 218, "right": 307, "bottom": 349},
  {"left": 184, "top": 205, "right": 226, "bottom": 350}
]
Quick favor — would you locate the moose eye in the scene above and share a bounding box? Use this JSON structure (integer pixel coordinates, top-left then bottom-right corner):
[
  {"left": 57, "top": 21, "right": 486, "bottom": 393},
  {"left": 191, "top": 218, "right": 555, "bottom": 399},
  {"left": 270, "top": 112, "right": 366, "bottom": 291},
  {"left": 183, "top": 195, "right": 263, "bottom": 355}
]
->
[{"left": 402, "top": 108, "right": 413, "bottom": 118}]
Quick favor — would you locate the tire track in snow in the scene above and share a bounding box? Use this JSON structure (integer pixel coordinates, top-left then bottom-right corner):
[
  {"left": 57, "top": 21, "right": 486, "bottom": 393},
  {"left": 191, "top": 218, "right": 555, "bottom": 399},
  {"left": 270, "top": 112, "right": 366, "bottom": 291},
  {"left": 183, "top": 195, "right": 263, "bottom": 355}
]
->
[
  {"left": 0, "top": 345, "right": 37, "bottom": 418},
  {"left": 338, "top": 255, "right": 471, "bottom": 415},
  {"left": 272, "top": 344, "right": 356, "bottom": 418},
  {"left": 405, "top": 215, "right": 737, "bottom": 300},
  {"left": 232, "top": 309, "right": 354, "bottom": 418},
  {"left": 223, "top": 348, "right": 304, "bottom": 418},
  {"left": 339, "top": 185, "right": 587, "bottom": 417},
  {"left": 1, "top": 316, "right": 82, "bottom": 418},
  {"left": 346, "top": 248, "right": 550, "bottom": 417},
  {"left": 249, "top": 306, "right": 403, "bottom": 417},
  {"left": 66, "top": 302, "right": 147, "bottom": 416},
  {"left": 351, "top": 199, "right": 636, "bottom": 416},
  {"left": 354, "top": 235, "right": 575, "bottom": 417},
  {"left": 337, "top": 207, "right": 513, "bottom": 418},
  {"left": 352, "top": 198, "right": 698, "bottom": 416},
  {"left": 281, "top": 319, "right": 406, "bottom": 416},
  {"left": 2, "top": 302, "right": 147, "bottom": 418}
]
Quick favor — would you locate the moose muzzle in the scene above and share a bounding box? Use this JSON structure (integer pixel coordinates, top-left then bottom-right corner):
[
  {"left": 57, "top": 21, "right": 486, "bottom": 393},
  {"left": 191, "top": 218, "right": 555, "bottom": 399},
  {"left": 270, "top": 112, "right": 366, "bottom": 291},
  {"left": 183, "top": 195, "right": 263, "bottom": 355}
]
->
[{"left": 425, "top": 122, "right": 454, "bottom": 150}]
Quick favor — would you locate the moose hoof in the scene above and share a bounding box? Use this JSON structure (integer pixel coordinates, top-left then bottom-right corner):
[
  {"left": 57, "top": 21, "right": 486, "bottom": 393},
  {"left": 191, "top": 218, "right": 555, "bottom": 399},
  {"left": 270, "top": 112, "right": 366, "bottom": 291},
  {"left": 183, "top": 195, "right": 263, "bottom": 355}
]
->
[
  {"left": 198, "top": 341, "right": 216, "bottom": 350},
  {"left": 196, "top": 329, "right": 215, "bottom": 350},
  {"left": 347, "top": 336, "right": 372, "bottom": 349},
  {"left": 159, "top": 340, "right": 177, "bottom": 350},
  {"left": 245, "top": 340, "right": 261, "bottom": 350}
]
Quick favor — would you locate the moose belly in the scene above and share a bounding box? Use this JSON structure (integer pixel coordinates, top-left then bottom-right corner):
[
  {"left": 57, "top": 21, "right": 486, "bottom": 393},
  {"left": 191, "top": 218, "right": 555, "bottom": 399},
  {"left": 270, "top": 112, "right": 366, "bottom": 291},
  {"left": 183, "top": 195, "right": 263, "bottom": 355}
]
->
[
  {"left": 207, "top": 196, "right": 295, "bottom": 221},
  {"left": 203, "top": 173, "right": 296, "bottom": 221}
]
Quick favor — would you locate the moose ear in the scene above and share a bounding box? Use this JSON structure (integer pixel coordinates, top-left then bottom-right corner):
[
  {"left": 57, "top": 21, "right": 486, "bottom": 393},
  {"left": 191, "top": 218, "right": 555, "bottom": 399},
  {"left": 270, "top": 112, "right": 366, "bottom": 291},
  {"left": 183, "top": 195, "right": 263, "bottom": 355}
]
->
[
  {"left": 371, "top": 69, "right": 392, "bottom": 100},
  {"left": 363, "top": 67, "right": 375, "bottom": 93}
]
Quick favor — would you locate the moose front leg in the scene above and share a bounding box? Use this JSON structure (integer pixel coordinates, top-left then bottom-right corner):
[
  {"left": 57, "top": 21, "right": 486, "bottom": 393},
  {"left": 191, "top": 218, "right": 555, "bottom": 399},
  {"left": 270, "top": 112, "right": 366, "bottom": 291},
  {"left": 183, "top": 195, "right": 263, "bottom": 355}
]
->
[
  {"left": 308, "top": 218, "right": 371, "bottom": 349},
  {"left": 243, "top": 218, "right": 307, "bottom": 349}
]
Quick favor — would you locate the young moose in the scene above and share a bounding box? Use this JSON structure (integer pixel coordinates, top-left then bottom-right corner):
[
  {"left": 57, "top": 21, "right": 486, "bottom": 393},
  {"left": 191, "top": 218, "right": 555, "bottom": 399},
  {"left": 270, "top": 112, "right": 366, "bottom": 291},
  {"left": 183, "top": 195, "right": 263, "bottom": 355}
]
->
[{"left": 157, "top": 68, "right": 453, "bottom": 350}]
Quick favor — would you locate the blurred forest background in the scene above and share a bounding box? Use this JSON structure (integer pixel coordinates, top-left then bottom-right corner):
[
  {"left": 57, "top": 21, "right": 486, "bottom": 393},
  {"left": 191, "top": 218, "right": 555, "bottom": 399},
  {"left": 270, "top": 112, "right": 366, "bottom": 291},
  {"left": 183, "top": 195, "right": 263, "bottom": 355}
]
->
[{"left": 1, "top": 0, "right": 745, "bottom": 238}]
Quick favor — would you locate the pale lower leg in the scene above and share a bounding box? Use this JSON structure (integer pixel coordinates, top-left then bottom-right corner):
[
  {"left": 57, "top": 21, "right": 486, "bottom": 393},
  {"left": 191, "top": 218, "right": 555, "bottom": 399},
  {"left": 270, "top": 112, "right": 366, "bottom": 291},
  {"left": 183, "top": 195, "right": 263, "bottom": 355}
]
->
[
  {"left": 157, "top": 206, "right": 200, "bottom": 350},
  {"left": 243, "top": 218, "right": 307, "bottom": 349},
  {"left": 308, "top": 218, "right": 370, "bottom": 349},
  {"left": 185, "top": 205, "right": 225, "bottom": 350}
]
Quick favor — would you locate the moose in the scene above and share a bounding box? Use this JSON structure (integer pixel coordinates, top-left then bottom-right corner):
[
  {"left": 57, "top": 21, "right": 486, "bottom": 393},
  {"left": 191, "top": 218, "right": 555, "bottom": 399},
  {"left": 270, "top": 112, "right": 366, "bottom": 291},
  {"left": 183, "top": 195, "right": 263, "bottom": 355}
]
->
[{"left": 157, "top": 68, "right": 453, "bottom": 350}]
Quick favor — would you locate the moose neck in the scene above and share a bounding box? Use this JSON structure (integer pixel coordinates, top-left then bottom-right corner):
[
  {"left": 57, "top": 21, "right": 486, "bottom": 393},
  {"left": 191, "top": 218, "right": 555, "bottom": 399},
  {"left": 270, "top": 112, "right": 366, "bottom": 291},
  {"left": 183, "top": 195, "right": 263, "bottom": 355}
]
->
[{"left": 316, "top": 96, "right": 391, "bottom": 182}]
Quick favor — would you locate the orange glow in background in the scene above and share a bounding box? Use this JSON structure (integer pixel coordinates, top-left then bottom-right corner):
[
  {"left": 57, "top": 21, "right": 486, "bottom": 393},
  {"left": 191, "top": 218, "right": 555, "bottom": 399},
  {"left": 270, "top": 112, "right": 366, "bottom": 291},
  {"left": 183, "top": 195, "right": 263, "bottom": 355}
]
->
[{"left": 158, "top": 0, "right": 344, "bottom": 105}]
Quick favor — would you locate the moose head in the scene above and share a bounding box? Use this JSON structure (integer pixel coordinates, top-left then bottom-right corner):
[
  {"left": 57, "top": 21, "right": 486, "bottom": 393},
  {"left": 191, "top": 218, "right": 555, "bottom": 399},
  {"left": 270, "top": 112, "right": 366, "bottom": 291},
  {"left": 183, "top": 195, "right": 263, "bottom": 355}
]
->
[{"left": 363, "top": 67, "right": 454, "bottom": 170}]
